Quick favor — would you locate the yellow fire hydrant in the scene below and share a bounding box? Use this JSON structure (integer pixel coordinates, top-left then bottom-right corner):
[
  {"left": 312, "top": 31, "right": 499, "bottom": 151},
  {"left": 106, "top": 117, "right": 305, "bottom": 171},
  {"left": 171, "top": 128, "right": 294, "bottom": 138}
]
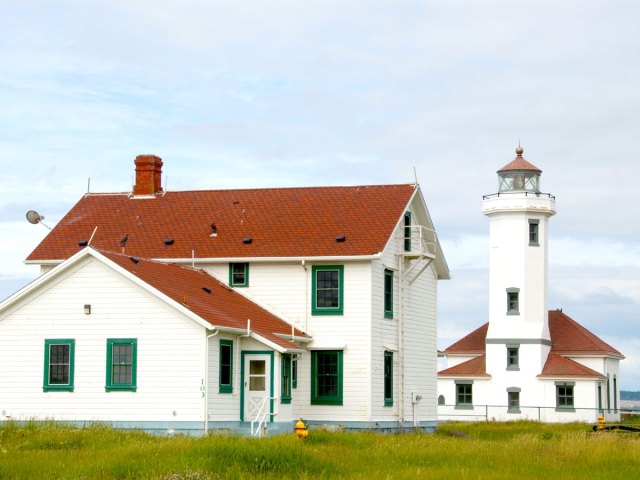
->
[
  {"left": 294, "top": 418, "right": 308, "bottom": 439},
  {"left": 596, "top": 415, "right": 606, "bottom": 431}
]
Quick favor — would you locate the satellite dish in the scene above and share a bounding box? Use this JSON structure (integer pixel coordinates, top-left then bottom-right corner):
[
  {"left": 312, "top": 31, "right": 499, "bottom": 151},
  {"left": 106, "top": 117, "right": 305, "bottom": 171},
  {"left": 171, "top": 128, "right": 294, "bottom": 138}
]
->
[
  {"left": 26, "top": 210, "right": 52, "bottom": 230},
  {"left": 26, "top": 210, "right": 44, "bottom": 224}
]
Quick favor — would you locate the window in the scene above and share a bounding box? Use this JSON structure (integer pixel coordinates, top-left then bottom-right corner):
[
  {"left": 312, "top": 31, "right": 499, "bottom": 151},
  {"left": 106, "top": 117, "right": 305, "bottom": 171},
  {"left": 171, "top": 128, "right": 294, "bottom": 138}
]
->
[
  {"left": 507, "top": 388, "right": 521, "bottom": 413},
  {"left": 229, "top": 263, "right": 249, "bottom": 287},
  {"left": 292, "top": 355, "right": 298, "bottom": 389},
  {"left": 106, "top": 339, "right": 137, "bottom": 392},
  {"left": 507, "top": 346, "right": 519, "bottom": 370},
  {"left": 384, "top": 269, "right": 394, "bottom": 319},
  {"left": 614, "top": 375, "right": 618, "bottom": 412},
  {"left": 281, "top": 354, "right": 292, "bottom": 404},
  {"left": 598, "top": 384, "right": 603, "bottom": 413},
  {"left": 528, "top": 220, "right": 539, "bottom": 246},
  {"left": 506, "top": 288, "right": 520, "bottom": 315},
  {"left": 43, "top": 339, "right": 75, "bottom": 392},
  {"left": 384, "top": 351, "right": 393, "bottom": 406},
  {"left": 219, "top": 340, "right": 233, "bottom": 393},
  {"left": 556, "top": 383, "right": 574, "bottom": 410},
  {"left": 311, "top": 350, "right": 343, "bottom": 405},
  {"left": 606, "top": 374, "right": 611, "bottom": 412},
  {"left": 312, "top": 265, "right": 344, "bottom": 315},
  {"left": 455, "top": 381, "right": 473, "bottom": 409},
  {"left": 403, "top": 212, "right": 412, "bottom": 252}
]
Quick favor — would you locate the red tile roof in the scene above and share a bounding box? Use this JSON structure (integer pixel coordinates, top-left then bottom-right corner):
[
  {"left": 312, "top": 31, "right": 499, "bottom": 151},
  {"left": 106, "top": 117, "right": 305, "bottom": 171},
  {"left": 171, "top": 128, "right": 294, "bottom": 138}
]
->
[
  {"left": 442, "top": 323, "right": 488, "bottom": 354},
  {"left": 440, "top": 310, "right": 622, "bottom": 377},
  {"left": 27, "top": 185, "right": 416, "bottom": 262},
  {"left": 438, "top": 354, "right": 490, "bottom": 377},
  {"left": 99, "top": 249, "right": 308, "bottom": 351},
  {"left": 549, "top": 310, "right": 623, "bottom": 357},
  {"left": 497, "top": 148, "right": 542, "bottom": 173},
  {"left": 538, "top": 352, "right": 605, "bottom": 379}
]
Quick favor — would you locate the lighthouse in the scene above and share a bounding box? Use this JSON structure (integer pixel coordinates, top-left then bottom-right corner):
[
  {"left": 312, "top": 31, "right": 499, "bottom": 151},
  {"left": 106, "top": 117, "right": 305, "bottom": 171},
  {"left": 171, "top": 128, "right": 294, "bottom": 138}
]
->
[
  {"left": 438, "top": 145, "right": 622, "bottom": 422},
  {"left": 482, "top": 146, "right": 556, "bottom": 378}
]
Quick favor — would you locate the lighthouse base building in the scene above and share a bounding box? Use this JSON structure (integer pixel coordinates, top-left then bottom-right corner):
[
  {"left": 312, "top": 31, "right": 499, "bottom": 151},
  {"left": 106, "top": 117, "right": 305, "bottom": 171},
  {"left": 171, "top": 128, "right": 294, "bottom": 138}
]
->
[{"left": 437, "top": 147, "right": 623, "bottom": 423}]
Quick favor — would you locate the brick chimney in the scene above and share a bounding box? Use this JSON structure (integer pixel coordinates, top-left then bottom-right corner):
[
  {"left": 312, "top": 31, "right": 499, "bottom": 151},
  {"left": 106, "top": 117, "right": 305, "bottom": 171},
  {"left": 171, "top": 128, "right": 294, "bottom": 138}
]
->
[{"left": 133, "top": 155, "right": 163, "bottom": 195}]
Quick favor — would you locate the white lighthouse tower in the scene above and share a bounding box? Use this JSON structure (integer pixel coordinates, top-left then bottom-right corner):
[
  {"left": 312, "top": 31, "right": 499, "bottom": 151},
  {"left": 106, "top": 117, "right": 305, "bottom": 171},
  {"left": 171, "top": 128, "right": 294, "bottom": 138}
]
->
[{"left": 482, "top": 146, "right": 556, "bottom": 391}]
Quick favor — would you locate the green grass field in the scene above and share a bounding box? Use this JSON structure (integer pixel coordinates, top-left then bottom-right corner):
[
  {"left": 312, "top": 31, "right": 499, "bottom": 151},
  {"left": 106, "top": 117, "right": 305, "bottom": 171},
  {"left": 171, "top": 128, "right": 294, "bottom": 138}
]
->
[{"left": 1, "top": 420, "right": 639, "bottom": 479}]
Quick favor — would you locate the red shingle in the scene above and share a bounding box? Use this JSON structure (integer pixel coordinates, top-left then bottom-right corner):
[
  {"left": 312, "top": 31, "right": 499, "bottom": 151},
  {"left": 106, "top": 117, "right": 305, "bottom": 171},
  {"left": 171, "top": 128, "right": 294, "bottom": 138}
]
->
[
  {"left": 442, "top": 323, "right": 488, "bottom": 354},
  {"left": 438, "top": 354, "right": 489, "bottom": 377},
  {"left": 27, "top": 185, "right": 416, "bottom": 262},
  {"left": 549, "top": 310, "right": 623, "bottom": 357},
  {"left": 538, "top": 352, "right": 605, "bottom": 378},
  {"left": 99, "top": 249, "right": 308, "bottom": 351}
]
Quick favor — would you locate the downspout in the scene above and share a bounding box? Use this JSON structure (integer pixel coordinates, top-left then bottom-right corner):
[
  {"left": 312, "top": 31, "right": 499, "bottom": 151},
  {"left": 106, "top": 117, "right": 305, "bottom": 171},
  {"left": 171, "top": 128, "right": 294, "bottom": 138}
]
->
[
  {"left": 302, "top": 260, "right": 309, "bottom": 332},
  {"left": 203, "top": 330, "right": 219, "bottom": 435},
  {"left": 398, "top": 256, "right": 404, "bottom": 424}
]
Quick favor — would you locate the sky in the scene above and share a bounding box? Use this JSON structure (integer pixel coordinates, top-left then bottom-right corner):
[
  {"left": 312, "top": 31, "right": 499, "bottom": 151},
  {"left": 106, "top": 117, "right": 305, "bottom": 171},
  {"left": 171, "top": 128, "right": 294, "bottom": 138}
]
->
[{"left": 1, "top": 1, "right": 639, "bottom": 389}]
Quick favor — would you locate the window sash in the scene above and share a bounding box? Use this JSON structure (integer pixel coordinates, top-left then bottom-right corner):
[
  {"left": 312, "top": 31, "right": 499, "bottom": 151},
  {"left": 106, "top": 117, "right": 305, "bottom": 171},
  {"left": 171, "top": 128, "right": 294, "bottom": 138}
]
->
[
  {"left": 219, "top": 340, "right": 233, "bottom": 393},
  {"left": 311, "top": 350, "right": 343, "bottom": 405},
  {"left": 557, "top": 386, "right": 574, "bottom": 407},
  {"left": 384, "top": 351, "right": 393, "bottom": 406},
  {"left": 403, "top": 212, "right": 412, "bottom": 252},
  {"left": 229, "top": 263, "right": 249, "bottom": 287},
  {"left": 106, "top": 339, "right": 137, "bottom": 392},
  {"left": 312, "top": 266, "right": 344, "bottom": 315},
  {"left": 43, "top": 339, "right": 75, "bottom": 392},
  {"left": 384, "top": 269, "right": 393, "bottom": 318},
  {"left": 281, "top": 354, "right": 292, "bottom": 404},
  {"left": 456, "top": 384, "right": 472, "bottom": 405}
]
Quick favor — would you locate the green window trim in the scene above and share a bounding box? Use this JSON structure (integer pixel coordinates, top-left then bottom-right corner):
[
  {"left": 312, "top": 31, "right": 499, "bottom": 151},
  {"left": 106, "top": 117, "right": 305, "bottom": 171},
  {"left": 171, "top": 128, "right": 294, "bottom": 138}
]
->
[
  {"left": 281, "top": 354, "right": 292, "bottom": 404},
  {"left": 311, "top": 350, "right": 343, "bottom": 405},
  {"left": 229, "top": 263, "right": 249, "bottom": 287},
  {"left": 219, "top": 339, "right": 233, "bottom": 394},
  {"left": 105, "top": 338, "right": 137, "bottom": 392},
  {"left": 311, "top": 265, "right": 344, "bottom": 316},
  {"left": 292, "top": 355, "right": 298, "bottom": 389},
  {"left": 43, "top": 339, "right": 75, "bottom": 392},
  {"left": 384, "top": 269, "right": 394, "bottom": 319},
  {"left": 403, "top": 212, "right": 412, "bottom": 252},
  {"left": 384, "top": 351, "right": 393, "bottom": 406}
]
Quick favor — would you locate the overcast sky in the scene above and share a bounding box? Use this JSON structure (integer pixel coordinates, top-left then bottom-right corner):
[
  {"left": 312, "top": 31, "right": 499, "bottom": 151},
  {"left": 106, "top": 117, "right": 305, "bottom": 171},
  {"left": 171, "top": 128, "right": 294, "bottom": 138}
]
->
[{"left": 1, "top": 1, "right": 639, "bottom": 389}]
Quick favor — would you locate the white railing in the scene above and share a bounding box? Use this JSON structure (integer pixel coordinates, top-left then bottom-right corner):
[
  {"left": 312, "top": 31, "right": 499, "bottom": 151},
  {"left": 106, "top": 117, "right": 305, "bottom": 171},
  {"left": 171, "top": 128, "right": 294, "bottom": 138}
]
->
[
  {"left": 404, "top": 225, "right": 437, "bottom": 257},
  {"left": 250, "top": 397, "right": 277, "bottom": 438}
]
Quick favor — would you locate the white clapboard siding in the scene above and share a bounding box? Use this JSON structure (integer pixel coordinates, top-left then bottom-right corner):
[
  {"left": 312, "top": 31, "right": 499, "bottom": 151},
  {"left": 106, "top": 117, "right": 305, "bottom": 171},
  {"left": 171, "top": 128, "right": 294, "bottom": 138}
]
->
[
  {"left": 294, "top": 261, "right": 373, "bottom": 422},
  {"left": 0, "top": 257, "right": 207, "bottom": 423},
  {"left": 202, "top": 262, "right": 307, "bottom": 330},
  {"left": 371, "top": 203, "right": 439, "bottom": 423}
]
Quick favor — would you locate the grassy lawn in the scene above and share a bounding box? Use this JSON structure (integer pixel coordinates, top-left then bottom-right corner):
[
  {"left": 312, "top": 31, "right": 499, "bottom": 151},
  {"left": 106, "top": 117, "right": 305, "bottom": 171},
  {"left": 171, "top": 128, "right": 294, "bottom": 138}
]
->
[{"left": 1, "top": 420, "right": 639, "bottom": 479}]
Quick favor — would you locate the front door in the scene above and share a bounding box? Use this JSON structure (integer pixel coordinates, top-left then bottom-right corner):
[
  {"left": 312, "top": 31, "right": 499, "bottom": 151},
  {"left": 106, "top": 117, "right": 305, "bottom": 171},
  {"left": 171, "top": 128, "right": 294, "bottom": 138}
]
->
[{"left": 242, "top": 353, "right": 272, "bottom": 422}]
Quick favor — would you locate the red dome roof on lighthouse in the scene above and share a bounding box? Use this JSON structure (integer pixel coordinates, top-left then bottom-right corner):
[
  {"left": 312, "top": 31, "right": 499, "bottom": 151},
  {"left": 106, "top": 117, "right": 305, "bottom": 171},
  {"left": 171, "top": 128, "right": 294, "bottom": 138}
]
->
[{"left": 497, "top": 145, "right": 542, "bottom": 173}]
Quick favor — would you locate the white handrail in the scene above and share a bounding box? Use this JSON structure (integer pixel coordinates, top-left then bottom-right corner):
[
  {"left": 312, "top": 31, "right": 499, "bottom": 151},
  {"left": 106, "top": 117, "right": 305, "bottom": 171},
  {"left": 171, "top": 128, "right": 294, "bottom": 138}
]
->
[{"left": 250, "top": 397, "right": 277, "bottom": 437}]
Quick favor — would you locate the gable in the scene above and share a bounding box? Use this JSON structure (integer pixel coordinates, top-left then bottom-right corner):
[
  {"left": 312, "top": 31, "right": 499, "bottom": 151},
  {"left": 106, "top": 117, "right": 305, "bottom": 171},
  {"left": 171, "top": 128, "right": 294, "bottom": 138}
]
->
[
  {"left": 2, "top": 248, "right": 308, "bottom": 352},
  {"left": 26, "top": 184, "right": 416, "bottom": 262}
]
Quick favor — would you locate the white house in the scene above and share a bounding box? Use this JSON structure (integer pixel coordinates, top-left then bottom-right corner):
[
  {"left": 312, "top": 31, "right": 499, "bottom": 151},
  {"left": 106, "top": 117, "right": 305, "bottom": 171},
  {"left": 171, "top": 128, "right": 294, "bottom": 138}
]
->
[
  {"left": 438, "top": 147, "right": 623, "bottom": 423},
  {"left": 0, "top": 154, "right": 449, "bottom": 435}
]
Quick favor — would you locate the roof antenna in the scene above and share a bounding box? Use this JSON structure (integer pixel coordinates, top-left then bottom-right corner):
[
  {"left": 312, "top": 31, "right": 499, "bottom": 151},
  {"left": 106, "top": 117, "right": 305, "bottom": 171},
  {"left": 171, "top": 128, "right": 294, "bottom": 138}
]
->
[
  {"left": 87, "top": 177, "right": 91, "bottom": 194},
  {"left": 88, "top": 226, "right": 98, "bottom": 245}
]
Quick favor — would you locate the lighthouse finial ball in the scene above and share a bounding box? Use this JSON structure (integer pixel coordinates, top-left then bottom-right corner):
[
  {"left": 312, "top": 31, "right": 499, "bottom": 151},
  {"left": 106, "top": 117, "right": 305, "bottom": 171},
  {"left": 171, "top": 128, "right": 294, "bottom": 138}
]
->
[{"left": 516, "top": 145, "right": 524, "bottom": 156}]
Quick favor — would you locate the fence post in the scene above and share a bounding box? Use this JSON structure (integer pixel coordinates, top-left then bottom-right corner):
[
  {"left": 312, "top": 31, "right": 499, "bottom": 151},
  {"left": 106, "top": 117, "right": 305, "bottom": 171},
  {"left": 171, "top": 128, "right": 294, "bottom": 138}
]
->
[
  {"left": 538, "top": 407, "right": 541, "bottom": 422},
  {"left": 485, "top": 405, "right": 489, "bottom": 421}
]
